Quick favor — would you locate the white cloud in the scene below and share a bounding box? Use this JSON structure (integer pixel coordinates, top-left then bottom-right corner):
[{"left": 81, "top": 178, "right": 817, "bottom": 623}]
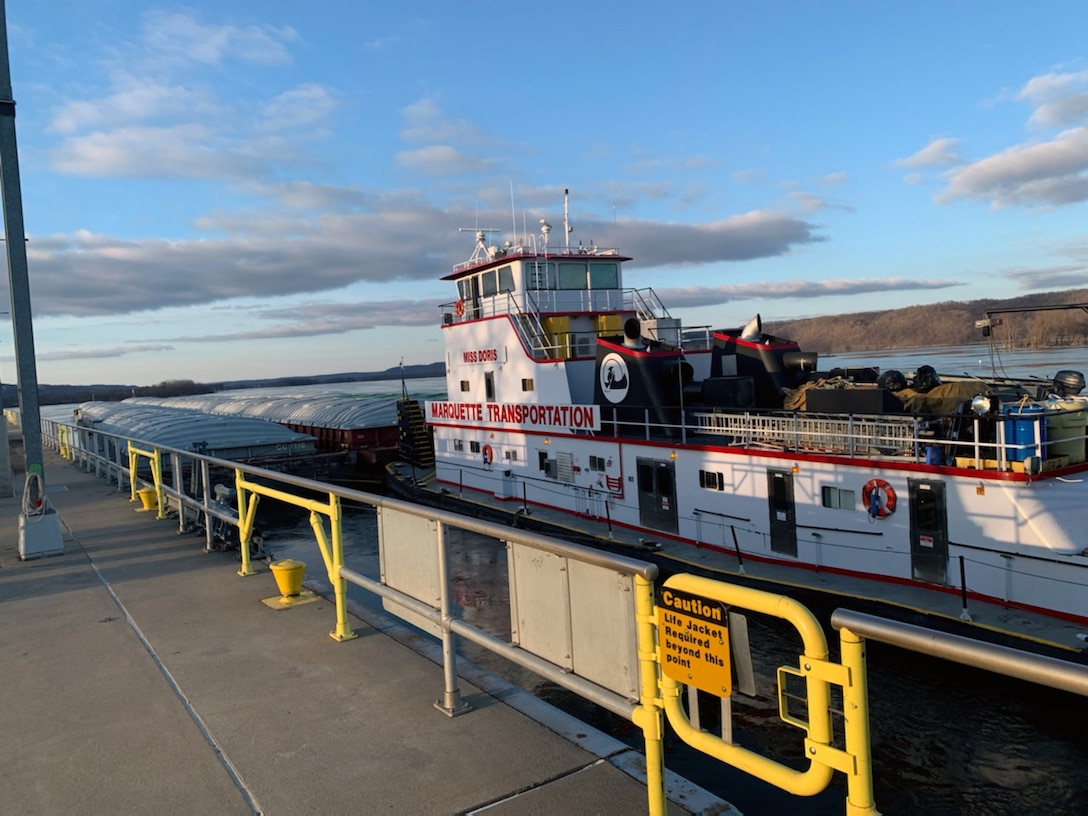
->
[
  {"left": 48, "top": 78, "right": 217, "bottom": 134},
  {"left": 139, "top": 11, "right": 298, "bottom": 69},
  {"left": 938, "top": 125, "right": 1088, "bottom": 208},
  {"left": 163, "top": 298, "right": 442, "bottom": 343},
  {"left": 730, "top": 169, "right": 764, "bottom": 184},
  {"left": 45, "top": 10, "right": 323, "bottom": 186},
  {"left": 611, "top": 210, "right": 823, "bottom": 265},
  {"left": 260, "top": 84, "right": 339, "bottom": 131},
  {"left": 785, "top": 191, "right": 854, "bottom": 215},
  {"left": 658, "top": 278, "right": 958, "bottom": 309},
  {"left": 399, "top": 97, "right": 488, "bottom": 146},
  {"left": 2, "top": 204, "right": 828, "bottom": 319},
  {"left": 396, "top": 145, "right": 495, "bottom": 175},
  {"left": 628, "top": 155, "right": 720, "bottom": 173},
  {"left": 255, "top": 181, "right": 374, "bottom": 212},
  {"left": 34, "top": 344, "right": 175, "bottom": 362},
  {"left": 895, "top": 137, "right": 962, "bottom": 169},
  {"left": 928, "top": 70, "right": 1088, "bottom": 208},
  {"left": 1018, "top": 70, "right": 1088, "bottom": 127},
  {"left": 50, "top": 124, "right": 269, "bottom": 180},
  {"left": 1002, "top": 263, "right": 1088, "bottom": 290}
]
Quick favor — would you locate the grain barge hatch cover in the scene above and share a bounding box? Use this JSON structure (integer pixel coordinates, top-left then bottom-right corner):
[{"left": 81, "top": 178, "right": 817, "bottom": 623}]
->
[{"left": 74, "top": 402, "right": 316, "bottom": 462}]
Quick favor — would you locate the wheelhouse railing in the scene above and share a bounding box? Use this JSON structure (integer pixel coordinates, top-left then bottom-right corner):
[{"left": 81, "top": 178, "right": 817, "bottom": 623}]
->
[
  {"left": 592, "top": 405, "right": 1084, "bottom": 474},
  {"left": 442, "top": 285, "right": 683, "bottom": 361}
]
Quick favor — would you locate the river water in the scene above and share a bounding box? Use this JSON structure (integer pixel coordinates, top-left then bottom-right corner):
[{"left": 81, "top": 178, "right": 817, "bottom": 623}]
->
[
  {"left": 261, "top": 346, "right": 1088, "bottom": 815},
  {"left": 830, "top": 342, "right": 1087, "bottom": 382}
]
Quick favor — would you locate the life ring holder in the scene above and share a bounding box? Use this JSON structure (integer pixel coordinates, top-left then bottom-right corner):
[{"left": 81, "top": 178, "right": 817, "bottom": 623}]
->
[
  {"left": 454, "top": 299, "right": 465, "bottom": 318},
  {"left": 482, "top": 444, "right": 493, "bottom": 466},
  {"left": 862, "top": 478, "right": 896, "bottom": 518}
]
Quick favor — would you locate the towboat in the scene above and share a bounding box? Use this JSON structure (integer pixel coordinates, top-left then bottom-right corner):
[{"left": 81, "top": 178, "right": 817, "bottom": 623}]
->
[{"left": 415, "top": 198, "right": 1088, "bottom": 637}]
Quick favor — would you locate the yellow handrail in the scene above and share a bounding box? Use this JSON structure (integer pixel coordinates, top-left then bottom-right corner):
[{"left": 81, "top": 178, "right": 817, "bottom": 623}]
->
[
  {"left": 655, "top": 573, "right": 878, "bottom": 814},
  {"left": 235, "top": 471, "right": 356, "bottom": 643},
  {"left": 128, "top": 443, "right": 166, "bottom": 520}
]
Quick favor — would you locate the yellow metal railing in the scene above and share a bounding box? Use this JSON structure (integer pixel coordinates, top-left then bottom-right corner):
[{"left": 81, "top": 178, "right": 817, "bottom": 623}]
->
[
  {"left": 654, "top": 573, "right": 878, "bottom": 816},
  {"left": 234, "top": 471, "right": 356, "bottom": 643},
  {"left": 633, "top": 573, "right": 666, "bottom": 816},
  {"left": 127, "top": 443, "right": 166, "bottom": 520}
]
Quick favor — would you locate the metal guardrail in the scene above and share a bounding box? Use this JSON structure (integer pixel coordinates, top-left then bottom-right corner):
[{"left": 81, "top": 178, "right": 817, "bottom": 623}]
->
[
  {"left": 39, "top": 415, "right": 1088, "bottom": 815},
  {"left": 595, "top": 404, "right": 1083, "bottom": 473},
  {"left": 690, "top": 410, "right": 919, "bottom": 456},
  {"left": 832, "top": 609, "right": 1088, "bottom": 698}
]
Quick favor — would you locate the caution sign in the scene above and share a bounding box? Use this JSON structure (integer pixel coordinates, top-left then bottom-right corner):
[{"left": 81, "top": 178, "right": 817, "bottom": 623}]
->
[{"left": 657, "top": 587, "right": 731, "bottom": 696}]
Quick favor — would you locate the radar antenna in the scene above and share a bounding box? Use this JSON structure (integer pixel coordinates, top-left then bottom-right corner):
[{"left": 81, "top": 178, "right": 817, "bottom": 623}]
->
[{"left": 458, "top": 227, "right": 502, "bottom": 265}]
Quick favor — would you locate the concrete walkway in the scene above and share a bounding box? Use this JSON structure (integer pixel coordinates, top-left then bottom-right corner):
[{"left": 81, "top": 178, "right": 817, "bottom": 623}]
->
[{"left": 0, "top": 450, "right": 733, "bottom": 815}]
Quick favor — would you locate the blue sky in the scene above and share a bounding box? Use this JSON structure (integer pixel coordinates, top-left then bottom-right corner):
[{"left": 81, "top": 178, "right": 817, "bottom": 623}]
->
[{"left": 2, "top": 2, "right": 1087, "bottom": 386}]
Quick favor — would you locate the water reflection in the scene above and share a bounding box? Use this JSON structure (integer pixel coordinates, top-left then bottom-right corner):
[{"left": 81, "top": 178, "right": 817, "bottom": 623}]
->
[{"left": 835, "top": 343, "right": 1087, "bottom": 381}]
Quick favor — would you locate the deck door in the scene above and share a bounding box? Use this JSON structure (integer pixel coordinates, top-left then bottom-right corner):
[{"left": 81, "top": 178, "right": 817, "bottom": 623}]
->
[
  {"left": 636, "top": 458, "right": 678, "bottom": 534},
  {"left": 456, "top": 276, "right": 481, "bottom": 319},
  {"left": 767, "top": 469, "right": 798, "bottom": 557},
  {"left": 909, "top": 479, "right": 949, "bottom": 585}
]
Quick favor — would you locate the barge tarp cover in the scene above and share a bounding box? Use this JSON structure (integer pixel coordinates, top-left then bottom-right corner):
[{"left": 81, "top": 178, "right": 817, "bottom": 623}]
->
[{"left": 74, "top": 402, "right": 316, "bottom": 461}]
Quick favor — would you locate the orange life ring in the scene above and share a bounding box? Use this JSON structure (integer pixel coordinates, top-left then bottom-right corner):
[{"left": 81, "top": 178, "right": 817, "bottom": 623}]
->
[
  {"left": 482, "top": 444, "right": 493, "bottom": 465},
  {"left": 862, "top": 478, "right": 896, "bottom": 518},
  {"left": 454, "top": 299, "right": 465, "bottom": 317}
]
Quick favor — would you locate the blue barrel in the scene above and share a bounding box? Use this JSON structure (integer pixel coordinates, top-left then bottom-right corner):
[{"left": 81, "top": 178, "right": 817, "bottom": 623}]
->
[{"left": 1003, "top": 403, "right": 1046, "bottom": 462}]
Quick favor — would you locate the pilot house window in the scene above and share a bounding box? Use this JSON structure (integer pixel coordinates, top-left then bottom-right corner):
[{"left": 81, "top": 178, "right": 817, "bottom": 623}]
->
[
  {"left": 558, "top": 262, "right": 588, "bottom": 290},
  {"left": 589, "top": 263, "right": 618, "bottom": 289},
  {"left": 527, "top": 261, "right": 556, "bottom": 289}
]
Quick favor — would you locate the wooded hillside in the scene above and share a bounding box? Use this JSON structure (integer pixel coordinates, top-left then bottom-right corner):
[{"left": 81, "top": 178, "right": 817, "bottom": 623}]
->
[{"left": 762, "top": 289, "right": 1088, "bottom": 353}]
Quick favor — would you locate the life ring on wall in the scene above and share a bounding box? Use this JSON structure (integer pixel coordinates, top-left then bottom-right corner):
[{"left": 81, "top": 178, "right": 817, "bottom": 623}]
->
[
  {"left": 862, "top": 478, "right": 896, "bottom": 518},
  {"left": 454, "top": 299, "right": 465, "bottom": 317},
  {"left": 482, "top": 444, "right": 493, "bottom": 465}
]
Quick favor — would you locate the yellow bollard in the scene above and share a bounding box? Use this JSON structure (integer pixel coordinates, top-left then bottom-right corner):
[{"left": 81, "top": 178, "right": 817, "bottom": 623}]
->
[
  {"left": 137, "top": 487, "right": 157, "bottom": 511},
  {"left": 261, "top": 559, "right": 320, "bottom": 610},
  {"left": 269, "top": 559, "right": 306, "bottom": 597}
]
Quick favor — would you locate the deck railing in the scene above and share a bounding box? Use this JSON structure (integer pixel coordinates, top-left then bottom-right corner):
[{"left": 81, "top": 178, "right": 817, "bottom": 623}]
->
[{"left": 596, "top": 405, "right": 1083, "bottom": 473}]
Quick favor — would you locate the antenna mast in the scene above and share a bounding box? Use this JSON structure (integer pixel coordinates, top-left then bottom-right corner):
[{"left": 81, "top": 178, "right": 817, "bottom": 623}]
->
[
  {"left": 509, "top": 181, "right": 516, "bottom": 244},
  {"left": 563, "top": 188, "right": 571, "bottom": 251}
]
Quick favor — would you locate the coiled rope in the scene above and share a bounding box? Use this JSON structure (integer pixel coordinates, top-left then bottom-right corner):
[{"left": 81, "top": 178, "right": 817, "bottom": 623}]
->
[{"left": 21, "top": 470, "right": 47, "bottom": 518}]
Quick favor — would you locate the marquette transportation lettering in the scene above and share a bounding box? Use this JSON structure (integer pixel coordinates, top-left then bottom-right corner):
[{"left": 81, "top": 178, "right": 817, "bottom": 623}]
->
[
  {"left": 397, "top": 191, "right": 1088, "bottom": 650},
  {"left": 428, "top": 401, "right": 598, "bottom": 431}
]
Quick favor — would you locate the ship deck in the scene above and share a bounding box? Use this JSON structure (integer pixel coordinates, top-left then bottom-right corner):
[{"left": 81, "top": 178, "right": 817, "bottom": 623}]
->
[{"left": 0, "top": 449, "right": 726, "bottom": 814}]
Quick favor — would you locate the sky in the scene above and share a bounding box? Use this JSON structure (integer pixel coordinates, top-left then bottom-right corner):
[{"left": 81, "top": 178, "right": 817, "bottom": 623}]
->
[{"left": 1, "top": 2, "right": 1087, "bottom": 386}]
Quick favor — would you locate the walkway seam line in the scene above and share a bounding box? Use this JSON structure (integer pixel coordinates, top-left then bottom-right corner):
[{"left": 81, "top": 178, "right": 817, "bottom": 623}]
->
[
  {"left": 462, "top": 758, "right": 609, "bottom": 814},
  {"left": 64, "top": 519, "right": 266, "bottom": 815}
]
